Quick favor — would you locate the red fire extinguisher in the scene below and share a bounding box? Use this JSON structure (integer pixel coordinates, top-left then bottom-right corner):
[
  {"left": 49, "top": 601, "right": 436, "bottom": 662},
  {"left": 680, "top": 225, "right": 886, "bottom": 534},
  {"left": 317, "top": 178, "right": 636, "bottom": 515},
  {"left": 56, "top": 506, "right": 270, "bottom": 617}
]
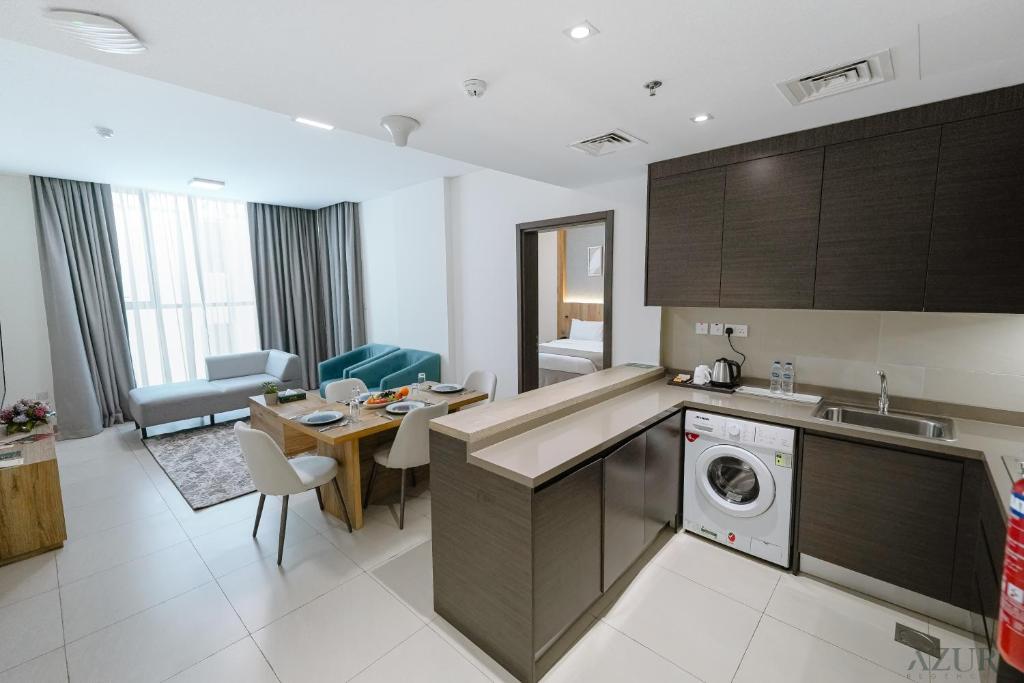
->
[{"left": 998, "top": 478, "right": 1024, "bottom": 671}]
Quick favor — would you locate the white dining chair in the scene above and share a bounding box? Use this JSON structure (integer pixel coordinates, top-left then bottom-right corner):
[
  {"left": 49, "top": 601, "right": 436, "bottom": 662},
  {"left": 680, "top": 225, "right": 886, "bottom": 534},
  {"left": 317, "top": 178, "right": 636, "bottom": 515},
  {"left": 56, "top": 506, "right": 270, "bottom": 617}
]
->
[
  {"left": 324, "top": 377, "right": 369, "bottom": 404},
  {"left": 234, "top": 421, "right": 353, "bottom": 564},
  {"left": 464, "top": 370, "right": 497, "bottom": 403},
  {"left": 363, "top": 401, "right": 448, "bottom": 529}
]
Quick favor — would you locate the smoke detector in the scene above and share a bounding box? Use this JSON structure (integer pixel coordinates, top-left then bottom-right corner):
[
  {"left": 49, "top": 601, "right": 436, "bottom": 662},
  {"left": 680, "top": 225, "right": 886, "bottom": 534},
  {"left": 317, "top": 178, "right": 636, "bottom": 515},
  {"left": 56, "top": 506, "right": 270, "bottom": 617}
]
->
[
  {"left": 463, "top": 78, "right": 487, "bottom": 98},
  {"left": 778, "top": 50, "right": 895, "bottom": 105},
  {"left": 569, "top": 129, "right": 647, "bottom": 156},
  {"left": 380, "top": 115, "right": 420, "bottom": 147},
  {"left": 45, "top": 10, "right": 146, "bottom": 54},
  {"left": 94, "top": 126, "right": 115, "bottom": 139}
]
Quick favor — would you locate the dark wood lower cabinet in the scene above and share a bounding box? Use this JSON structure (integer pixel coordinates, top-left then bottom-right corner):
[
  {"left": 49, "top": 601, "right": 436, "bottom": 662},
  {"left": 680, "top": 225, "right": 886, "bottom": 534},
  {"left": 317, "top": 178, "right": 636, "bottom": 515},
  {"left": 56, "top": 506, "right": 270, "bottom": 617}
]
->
[
  {"left": 799, "top": 434, "right": 963, "bottom": 602},
  {"left": 644, "top": 412, "right": 682, "bottom": 544},
  {"left": 533, "top": 459, "right": 603, "bottom": 653},
  {"left": 603, "top": 433, "right": 647, "bottom": 591}
]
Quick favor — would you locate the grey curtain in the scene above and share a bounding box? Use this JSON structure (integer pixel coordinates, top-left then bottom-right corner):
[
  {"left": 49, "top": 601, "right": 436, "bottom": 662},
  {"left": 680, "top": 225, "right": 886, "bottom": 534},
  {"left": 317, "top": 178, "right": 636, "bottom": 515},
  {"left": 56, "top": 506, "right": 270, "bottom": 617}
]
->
[
  {"left": 248, "top": 201, "right": 365, "bottom": 388},
  {"left": 32, "top": 176, "right": 136, "bottom": 439}
]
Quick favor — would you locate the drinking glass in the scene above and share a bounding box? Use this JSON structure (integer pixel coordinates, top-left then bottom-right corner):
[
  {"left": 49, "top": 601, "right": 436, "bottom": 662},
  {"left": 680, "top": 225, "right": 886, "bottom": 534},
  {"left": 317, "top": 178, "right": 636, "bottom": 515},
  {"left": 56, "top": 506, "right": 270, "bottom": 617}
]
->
[
  {"left": 417, "top": 372, "right": 427, "bottom": 399},
  {"left": 349, "top": 387, "right": 361, "bottom": 421}
]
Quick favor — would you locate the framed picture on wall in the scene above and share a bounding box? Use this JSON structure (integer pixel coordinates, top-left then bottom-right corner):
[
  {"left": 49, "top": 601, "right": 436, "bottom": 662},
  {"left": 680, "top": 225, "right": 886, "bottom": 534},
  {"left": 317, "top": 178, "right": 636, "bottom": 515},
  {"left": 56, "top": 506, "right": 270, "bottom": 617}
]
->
[{"left": 587, "top": 245, "right": 603, "bottom": 277}]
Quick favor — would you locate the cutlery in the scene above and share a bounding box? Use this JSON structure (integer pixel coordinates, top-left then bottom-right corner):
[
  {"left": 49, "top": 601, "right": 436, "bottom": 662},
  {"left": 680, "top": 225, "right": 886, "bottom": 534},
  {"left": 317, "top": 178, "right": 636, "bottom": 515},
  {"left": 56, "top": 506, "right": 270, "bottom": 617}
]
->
[{"left": 318, "top": 422, "right": 348, "bottom": 432}]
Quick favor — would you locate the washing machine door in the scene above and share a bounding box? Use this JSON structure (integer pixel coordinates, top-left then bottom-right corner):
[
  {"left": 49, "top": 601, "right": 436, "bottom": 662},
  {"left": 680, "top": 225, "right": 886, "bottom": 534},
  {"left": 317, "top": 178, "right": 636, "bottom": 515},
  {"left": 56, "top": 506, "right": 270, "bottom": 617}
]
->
[{"left": 694, "top": 444, "right": 776, "bottom": 518}]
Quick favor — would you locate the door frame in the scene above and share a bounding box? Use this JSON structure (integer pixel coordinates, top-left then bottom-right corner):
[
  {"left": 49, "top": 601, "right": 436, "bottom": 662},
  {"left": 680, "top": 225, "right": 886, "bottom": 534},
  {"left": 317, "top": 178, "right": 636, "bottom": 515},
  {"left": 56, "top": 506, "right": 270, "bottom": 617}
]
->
[{"left": 516, "top": 210, "right": 614, "bottom": 393}]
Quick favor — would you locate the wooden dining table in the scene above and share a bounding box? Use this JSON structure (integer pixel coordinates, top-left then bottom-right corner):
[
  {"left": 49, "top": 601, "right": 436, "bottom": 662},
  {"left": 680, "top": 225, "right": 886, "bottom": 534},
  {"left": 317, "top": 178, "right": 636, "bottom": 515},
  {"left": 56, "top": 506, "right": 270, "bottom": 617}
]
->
[{"left": 248, "top": 384, "right": 487, "bottom": 529}]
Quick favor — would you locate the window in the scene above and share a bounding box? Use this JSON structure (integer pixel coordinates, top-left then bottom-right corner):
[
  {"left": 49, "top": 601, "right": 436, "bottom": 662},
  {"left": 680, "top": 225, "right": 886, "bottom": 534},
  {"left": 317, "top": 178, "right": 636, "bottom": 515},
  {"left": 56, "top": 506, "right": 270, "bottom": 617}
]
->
[{"left": 111, "top": 188, "right": 261, "bottom": 387}]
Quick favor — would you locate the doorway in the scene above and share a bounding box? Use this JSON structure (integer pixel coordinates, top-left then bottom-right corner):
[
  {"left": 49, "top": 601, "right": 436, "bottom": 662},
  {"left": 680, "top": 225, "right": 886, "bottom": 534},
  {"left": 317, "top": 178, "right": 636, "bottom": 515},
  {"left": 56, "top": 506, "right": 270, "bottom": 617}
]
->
[{"left": 517, "top": 211, "right": 613, "bottom": 393}]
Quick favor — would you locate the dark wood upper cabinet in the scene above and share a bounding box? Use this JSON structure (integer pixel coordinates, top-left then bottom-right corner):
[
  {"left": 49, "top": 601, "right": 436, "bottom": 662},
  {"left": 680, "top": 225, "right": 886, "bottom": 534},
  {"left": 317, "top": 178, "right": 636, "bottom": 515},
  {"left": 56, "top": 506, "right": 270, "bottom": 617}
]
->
[
  {"left": 814, "top": 127, "right": 941, "bottom": 311},
  {"left": 926, "top": 109, "right": 1024, "bottom": 312},
  {"left": 645, "top": 168, "right": 725, "bottom": 307},
  {"left": 799, "top": 435, "right": 963, "bottom": 602},
  {"left": 720, "top": 149, "right": 823, "bottom": 309}
]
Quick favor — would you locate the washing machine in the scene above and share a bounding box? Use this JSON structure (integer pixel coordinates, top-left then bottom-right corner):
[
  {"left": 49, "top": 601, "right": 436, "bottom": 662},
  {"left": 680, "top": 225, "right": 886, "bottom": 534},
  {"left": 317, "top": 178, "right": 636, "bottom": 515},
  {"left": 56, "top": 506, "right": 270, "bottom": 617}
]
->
[{"left": 683, "top": 410, "right": 796, "bottom": 568}]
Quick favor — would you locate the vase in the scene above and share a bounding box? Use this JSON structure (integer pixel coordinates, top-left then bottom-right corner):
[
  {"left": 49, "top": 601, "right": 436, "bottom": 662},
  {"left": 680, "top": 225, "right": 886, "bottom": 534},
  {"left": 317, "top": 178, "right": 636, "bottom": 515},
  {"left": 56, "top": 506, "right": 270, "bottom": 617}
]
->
[{"left": 265, "top": 393, "right": 279, "bottom": 405}]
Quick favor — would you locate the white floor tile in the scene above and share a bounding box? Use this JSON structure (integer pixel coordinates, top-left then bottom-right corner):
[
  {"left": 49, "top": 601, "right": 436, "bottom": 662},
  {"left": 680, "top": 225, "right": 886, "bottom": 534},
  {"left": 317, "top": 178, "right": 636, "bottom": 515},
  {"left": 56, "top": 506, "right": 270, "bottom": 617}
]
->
[
  {"left": 0, "top": 648, "right": 67, "bottom": 683},
  {"left": 191, "top": 505, "right": 316, "bottom": 577},
  {"left": 0, "top": 590, "right": 64, "bottom": 673},
  {"left": 172, "top": 492, "right": 267, "bottom": 539},
  {"left": 733, "top": 616, "right": 908, "bottom": 683},
  {"left": 543, "top": 621, "right": 699, "bottom": 683},
  {"left": 321, "top": 509, "right": 431, "bottom": 570},
  {"left": 371, "top": 540, "right": 435, "bottom": 622},
  {"left": 0, "top": 552, "right": 57, "bottom": 609},
  {"left": 59, "top": 466, "right": 154, "bottom": 510},
  {"left": 60, "top": 540, "right": 212, "bottom": 642},
  {"left": 928, "top": 620, "right": 989, "bottom": 681},
  {"left": 428, "top": 618, "right": 518, "bottom": 683},
  {"left": 766, "top": 573, "right": 931, "bottom": 676},
  {"left": 55, "top": 510, "right": 188, "bottom": 585},
  {"left": 654, "top": 532, "right": 782, "bottom": 611},
  {"left": 217, "top": 534, "right": 361, "bottom": 631},
  {"left": 253, "top": 573, "right": 422, "bottom": 682},
  {"left": 65, "top": 582, "right": 245, "bottom": 683},
  {"left": 58, "top": 450, "right": 145, "bottom": 486},
  {"left": 63, "top": 486, "right": 168, "bottom": 540},
  {"left": 166, "top": 637, "right": 278, "bottom": 683},
  {"left": 602, "top": 564, "right": 760, "bottom": 683},
  {"left": 351, "top": 626, "right": 486, "bottom": 682}
]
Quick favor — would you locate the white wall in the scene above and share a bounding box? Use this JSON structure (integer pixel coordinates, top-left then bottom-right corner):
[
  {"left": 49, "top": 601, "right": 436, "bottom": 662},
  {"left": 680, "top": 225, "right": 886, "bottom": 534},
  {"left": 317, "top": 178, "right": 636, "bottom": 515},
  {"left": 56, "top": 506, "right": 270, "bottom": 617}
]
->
[
  {"left": 359, "top": 178, "right": 453, "bottom": 380},
  {"left": 537, "top": 230, "right": 558, "bottom": 343},
  {"left": 447, "top": 169, "right": 659, "bottom": 398},
  {"left": 0, "top": 173, "right": 53, "bottom": 404},
  {"left": 563, "top": 222, "right": 605, "bottom": 303}
]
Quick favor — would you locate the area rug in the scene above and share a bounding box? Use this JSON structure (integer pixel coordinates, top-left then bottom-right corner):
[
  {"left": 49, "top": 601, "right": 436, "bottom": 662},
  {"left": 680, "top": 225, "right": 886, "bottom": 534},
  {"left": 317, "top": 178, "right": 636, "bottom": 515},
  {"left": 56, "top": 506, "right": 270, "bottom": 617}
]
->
[{"left": 144, "top": 421, "right": 255, "bottom": 510}]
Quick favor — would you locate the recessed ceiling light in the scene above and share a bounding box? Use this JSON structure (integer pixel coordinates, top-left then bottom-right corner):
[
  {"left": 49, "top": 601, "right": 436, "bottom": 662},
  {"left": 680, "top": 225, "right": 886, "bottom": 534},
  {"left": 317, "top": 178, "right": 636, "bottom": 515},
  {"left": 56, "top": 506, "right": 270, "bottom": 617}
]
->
[
  {"left": 189, "top": 178, "right": 225, "bottom": 190},
  {"left": 293, "top": 116, "right": 335, "bottom": 131},
  {"left": 691, "top": 113, "right": 713, "bottom": 123},
  {"left": 564, "top": 21, "right": 599, "bottom": 41}
]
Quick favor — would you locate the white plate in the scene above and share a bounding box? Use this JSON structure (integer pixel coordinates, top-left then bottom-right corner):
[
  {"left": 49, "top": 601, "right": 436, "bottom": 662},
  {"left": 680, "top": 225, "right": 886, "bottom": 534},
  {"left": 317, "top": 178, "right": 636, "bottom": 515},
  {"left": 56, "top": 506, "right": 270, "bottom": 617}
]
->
[
  {"left": 431, "top": 384, "right": 464, "bottom": 394},
  {"left": 386, "top": 400, "right": 426, "bottom": 415},
  {"left": 300, "top": 410, "right": 345, "bottom": 425}
]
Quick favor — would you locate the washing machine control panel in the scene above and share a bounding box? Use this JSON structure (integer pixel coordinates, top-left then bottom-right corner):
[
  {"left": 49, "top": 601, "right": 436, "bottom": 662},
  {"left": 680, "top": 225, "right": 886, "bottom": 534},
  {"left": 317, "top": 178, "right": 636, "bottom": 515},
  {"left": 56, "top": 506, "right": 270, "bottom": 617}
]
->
[{"left": 685, "top": 411, "right": 794, "bottom": 454}]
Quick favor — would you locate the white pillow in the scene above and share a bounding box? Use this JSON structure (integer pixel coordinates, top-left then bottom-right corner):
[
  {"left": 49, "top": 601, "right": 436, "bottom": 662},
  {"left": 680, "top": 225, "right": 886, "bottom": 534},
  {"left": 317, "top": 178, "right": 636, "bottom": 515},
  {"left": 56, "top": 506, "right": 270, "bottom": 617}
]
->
[{"left": 569, "top": 319, "right": 603, "bottom": 341}]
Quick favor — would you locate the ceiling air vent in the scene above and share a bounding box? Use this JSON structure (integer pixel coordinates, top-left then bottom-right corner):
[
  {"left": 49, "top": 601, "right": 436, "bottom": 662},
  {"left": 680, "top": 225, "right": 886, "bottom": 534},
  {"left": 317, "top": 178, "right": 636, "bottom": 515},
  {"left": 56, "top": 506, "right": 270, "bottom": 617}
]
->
[
  {"left": 569, "top": 129, "right": 646, "bottom": 156},
  {"left": 778, "top": 50, "right": 894, "bottom": 105}
]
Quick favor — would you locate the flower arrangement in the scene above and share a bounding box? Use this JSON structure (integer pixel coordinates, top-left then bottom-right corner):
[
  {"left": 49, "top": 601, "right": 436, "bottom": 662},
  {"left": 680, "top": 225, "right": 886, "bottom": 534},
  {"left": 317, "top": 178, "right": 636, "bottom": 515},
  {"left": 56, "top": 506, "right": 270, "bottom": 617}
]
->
[{"left": 0, "top": 399, "right": 52, "bottom": 435}]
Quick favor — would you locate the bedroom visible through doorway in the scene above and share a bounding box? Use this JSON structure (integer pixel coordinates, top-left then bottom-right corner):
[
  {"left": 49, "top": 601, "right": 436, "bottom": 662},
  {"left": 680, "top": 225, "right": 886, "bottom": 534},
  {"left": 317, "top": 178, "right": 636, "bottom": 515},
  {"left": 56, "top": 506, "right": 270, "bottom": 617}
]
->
[{"left": 516, "top": 211, "right": 613, "bottom": 393}]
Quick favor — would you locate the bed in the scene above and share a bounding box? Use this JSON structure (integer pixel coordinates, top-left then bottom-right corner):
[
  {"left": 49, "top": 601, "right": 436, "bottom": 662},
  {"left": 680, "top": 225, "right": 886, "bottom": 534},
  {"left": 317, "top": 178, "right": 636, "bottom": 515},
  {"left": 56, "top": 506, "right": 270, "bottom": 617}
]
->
[{"left": 538, "top": 320, "right": 604, "bottom": 387}]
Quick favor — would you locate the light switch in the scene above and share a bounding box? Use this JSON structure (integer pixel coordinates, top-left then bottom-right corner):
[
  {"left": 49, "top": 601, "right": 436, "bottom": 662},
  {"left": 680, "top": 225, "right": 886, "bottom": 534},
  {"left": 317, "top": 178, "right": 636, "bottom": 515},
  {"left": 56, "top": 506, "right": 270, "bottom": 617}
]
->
[
  {"left": 710, "top": 323, "right": 724, "bottom": 336},
  {"left": 695, "top": 322, "right": 709, "bottom": 335}
]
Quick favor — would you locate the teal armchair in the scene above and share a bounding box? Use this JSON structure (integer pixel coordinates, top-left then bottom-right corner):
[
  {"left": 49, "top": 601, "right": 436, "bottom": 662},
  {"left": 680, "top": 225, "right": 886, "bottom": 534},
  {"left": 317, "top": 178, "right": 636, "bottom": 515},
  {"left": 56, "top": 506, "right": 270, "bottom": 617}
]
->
[
  {"left": 347, "top": 349, "right": 442, "bottom": 391},
  {"left": 318, "top": 343, "right": 399, "bottom": 396}
]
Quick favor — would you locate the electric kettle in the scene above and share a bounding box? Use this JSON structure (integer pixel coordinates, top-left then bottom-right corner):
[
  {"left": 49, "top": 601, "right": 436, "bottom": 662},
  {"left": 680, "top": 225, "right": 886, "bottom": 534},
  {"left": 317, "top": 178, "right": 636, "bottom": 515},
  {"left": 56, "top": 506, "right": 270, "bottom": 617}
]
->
[{"left": 710, "top": 357, "right": 741, "bottom": 388}]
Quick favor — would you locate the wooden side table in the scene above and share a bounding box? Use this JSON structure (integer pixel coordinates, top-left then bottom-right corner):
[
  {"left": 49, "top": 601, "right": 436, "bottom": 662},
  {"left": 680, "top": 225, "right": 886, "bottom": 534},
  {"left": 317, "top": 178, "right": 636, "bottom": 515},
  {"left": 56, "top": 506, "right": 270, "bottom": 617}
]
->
[{"left": 0, "top": 424, "right": 66, "bottom": 566}]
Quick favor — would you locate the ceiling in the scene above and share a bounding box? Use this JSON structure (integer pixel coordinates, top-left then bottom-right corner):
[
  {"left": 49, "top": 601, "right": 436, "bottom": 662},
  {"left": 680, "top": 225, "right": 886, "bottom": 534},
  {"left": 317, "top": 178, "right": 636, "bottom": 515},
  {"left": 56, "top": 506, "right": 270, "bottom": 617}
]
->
[
  {"left": 0, "top": 39, "right": 476, "bottom": 208},
  {"left": 2, "top": 0, "right": 1024, "bottom": 198}
]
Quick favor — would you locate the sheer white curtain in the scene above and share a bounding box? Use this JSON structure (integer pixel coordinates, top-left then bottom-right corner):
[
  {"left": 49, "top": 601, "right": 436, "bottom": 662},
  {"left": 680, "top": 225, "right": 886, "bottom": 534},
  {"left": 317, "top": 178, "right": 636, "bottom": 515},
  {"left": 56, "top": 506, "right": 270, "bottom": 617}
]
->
[{"left": 111, "top": 188, "right": 261, "bottom": 387}]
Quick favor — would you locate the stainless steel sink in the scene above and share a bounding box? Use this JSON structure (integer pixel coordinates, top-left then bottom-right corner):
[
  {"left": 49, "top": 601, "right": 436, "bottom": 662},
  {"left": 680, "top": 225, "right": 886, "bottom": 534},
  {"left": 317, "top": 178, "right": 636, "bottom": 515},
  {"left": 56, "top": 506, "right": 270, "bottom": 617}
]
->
[{"left": 812, "top": 402, "right": 957, "bottom": 441}]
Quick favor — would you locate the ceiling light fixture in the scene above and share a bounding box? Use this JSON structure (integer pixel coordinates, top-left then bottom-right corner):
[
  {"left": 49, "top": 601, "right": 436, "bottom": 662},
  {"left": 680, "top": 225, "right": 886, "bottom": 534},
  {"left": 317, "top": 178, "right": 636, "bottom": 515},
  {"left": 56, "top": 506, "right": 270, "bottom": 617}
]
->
[
  {"left": 293, "top": 116, "right": 335, "bottom": 131},
  {"left": 644, "top": 80, "right": 663, "bottom": 97},
  {"left": 189, "top": 178, "right": 225, "bottom": 190},
  {"left": 380, "top": 115, "right": 420, "bottom": 147},
  {"left": 45, "top": 10, "right": 146, "bottom": 54},
  {"left": 564, "top": 21, "right": 599, "bottom": 41},
  {"left": 691, "top": 113, "right": 713, "bottom": 123}
]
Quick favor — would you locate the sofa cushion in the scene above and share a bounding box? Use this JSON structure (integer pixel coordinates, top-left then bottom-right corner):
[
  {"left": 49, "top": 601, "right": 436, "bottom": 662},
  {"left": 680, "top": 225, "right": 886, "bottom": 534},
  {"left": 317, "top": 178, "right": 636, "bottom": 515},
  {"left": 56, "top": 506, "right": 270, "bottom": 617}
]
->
[
  {"left": 129, "top": 381, "right": 224, "bottom": 428},
  {"left": 206, "top": 351, "right": 270, "bottom": 381},
  {"left": 209, "top": 373, "right": 280, "bottom": 401}
]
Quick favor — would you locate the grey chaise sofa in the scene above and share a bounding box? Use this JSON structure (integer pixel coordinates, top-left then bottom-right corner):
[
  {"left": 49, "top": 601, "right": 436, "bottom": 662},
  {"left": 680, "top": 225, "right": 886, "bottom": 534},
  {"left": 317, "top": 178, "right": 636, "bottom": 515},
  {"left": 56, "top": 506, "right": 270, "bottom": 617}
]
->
[{"left": 129, "top": 350, "right": 302, "bottom": 438}]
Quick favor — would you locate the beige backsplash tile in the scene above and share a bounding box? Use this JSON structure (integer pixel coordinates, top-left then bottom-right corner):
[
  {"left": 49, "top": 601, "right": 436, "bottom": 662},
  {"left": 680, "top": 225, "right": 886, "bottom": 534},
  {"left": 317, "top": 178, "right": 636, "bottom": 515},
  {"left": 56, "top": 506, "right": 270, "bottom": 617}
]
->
[{"left": 661, "top": 307, "right": 1024, "bottom": 409}]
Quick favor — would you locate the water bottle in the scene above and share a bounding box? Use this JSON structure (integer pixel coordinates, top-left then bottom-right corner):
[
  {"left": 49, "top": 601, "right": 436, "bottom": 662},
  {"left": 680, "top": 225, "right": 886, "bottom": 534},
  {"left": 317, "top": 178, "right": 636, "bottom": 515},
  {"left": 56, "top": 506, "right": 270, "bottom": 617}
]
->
[
  {"left": 769, "top": 361, "right": 783, "bottom": 394},
  {"left": 782, "top": 362, "right": 795, "bottom": 396}
]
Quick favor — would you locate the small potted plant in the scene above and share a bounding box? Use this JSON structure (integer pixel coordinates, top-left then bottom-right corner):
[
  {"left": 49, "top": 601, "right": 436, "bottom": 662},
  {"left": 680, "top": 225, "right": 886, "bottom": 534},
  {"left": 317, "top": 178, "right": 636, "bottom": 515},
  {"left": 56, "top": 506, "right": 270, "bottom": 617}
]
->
[
  {"left": 261, "top": 381, "right": 280, "bottom": 405},
  {"left": 0, "top": 399, "right": 53, "bottom": 435}
]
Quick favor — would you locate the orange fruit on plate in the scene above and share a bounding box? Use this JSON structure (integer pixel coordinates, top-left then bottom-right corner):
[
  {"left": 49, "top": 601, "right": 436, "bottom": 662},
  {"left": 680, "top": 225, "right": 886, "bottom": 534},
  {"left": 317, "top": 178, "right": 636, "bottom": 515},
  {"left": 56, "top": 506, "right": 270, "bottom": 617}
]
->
[{"left": 398, "top": 387, "right": 410, "bottom": 398}]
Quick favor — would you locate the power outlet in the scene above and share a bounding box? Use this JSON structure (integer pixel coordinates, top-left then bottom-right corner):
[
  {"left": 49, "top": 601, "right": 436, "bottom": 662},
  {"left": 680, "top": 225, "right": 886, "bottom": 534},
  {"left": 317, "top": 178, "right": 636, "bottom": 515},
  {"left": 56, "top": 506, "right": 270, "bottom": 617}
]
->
[
  {"left": 710, "top": 323, "right": 724, "bottom": 336},
  {"left": 695, "top": 322, "right": 709, "bottom": 335},
  {"left": 726, "top": 324, "right": 748, "bottom": 338}
]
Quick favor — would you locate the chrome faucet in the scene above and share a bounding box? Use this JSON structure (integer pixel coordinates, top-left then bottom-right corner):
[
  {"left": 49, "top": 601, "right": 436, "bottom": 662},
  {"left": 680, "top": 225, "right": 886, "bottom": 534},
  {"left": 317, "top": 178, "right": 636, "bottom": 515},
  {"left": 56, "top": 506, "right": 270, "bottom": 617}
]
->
[{"left": 877, "top": 370, "right": 889, "bottom": 415}]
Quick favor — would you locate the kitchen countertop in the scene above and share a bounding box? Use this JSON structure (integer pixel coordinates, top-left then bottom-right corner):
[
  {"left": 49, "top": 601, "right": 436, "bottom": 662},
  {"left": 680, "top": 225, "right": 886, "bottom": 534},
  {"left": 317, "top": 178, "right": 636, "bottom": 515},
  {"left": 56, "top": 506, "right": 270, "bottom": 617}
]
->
[
  {"left": 430, "top": 363, "right": 663, "bottom": 446},
  {"left": 466, "top": 378, "right": 1024, "bottom": 515}
]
